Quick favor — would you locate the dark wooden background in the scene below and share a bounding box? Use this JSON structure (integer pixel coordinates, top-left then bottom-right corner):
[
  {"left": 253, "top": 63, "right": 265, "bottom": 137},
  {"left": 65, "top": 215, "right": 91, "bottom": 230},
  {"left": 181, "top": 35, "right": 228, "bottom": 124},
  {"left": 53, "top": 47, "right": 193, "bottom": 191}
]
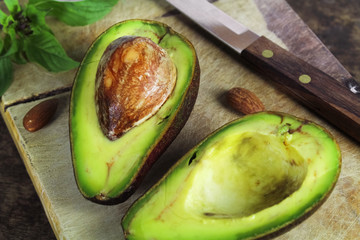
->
[{"left": 1, "top": 0, "right": 359, "bottom": 239}]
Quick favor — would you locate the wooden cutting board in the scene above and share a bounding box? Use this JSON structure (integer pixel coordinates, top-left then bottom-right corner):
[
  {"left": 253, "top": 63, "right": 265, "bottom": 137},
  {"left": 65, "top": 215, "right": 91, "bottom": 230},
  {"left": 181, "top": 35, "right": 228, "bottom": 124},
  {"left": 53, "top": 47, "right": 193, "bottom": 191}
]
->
[{"left": 1, "top": 0, "right": 359, "bottom": 239}]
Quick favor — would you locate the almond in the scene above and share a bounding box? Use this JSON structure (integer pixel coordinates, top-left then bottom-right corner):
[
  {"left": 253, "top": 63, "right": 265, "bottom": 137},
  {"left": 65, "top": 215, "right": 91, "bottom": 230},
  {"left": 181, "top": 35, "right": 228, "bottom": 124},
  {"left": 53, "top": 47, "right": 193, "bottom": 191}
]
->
[
  {"left": 226, "top": 87, "right": 265, "bottom": 114},
  {"left": 23, "top": 98, "right": 58, "bottom": 132}
]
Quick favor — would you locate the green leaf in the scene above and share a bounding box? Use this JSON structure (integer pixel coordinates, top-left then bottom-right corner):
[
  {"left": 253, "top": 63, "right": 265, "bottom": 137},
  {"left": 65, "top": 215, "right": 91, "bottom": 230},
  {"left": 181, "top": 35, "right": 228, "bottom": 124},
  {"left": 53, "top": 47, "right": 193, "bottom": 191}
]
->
[
  {"left": 24, "top": 4, "right": 53, "bottom": 35},
  {"left": 24, "top": 31, "right": 79, "bottom": 72},
  {"left": 11, "top": 51, "right": 27, "bottom": 64},
  {"left": 28, "top": 0, "right": 52, "bottom": 5},
  {"left": 0, "top": 39, "right": 3, "bottom": 54},
  {"left": 0, "top": 9, "right": 7, "bottom": 25},
  {"left": 11, "top": 38, "right": 27, "bottom": 64},
  {"left": 1, "top": 15, "right": 14, "bottom": 30},
  {"left": 2, "top": 28, "right": 19, "bottom": 57},
  {"left": 4, "top": 0, "right": 21, "bottom": 14},
  {"left": 34, "top": 0, "right": 119, "bottom": 26},
  {"left": 0, "top": 56, "right": 13, "bottom": 96}
]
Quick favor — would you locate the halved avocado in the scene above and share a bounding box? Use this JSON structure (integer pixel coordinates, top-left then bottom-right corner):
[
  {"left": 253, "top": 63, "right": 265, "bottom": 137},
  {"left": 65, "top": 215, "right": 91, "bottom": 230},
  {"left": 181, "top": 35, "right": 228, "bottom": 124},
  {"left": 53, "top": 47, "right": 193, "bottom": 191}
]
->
[
  {"left": 69, "top": 19, "right": 200, "bottom": 204},
  {"left": 122, "top": 112, "right": 341, "bottom": 239}
]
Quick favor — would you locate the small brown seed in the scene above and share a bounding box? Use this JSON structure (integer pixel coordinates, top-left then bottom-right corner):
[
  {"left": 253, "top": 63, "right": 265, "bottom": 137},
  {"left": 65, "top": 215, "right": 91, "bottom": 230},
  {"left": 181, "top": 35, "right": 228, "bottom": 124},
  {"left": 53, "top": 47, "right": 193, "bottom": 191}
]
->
[
  {"left": 226, "top": 87, "right": 265, "bottom": 114},
  {"left": 23, "top": 98, "right": 59, "bottom": 132}
]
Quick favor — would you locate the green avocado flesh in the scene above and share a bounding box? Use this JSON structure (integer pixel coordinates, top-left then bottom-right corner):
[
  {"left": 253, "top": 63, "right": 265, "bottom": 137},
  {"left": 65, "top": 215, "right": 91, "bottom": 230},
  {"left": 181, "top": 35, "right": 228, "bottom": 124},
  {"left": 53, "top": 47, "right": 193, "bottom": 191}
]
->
[
  {"left": 122, "top": 112, "right": 341, "bottom": 240},
  {"left": 70, "top": 19, "right": 199, "bottom": 203}
]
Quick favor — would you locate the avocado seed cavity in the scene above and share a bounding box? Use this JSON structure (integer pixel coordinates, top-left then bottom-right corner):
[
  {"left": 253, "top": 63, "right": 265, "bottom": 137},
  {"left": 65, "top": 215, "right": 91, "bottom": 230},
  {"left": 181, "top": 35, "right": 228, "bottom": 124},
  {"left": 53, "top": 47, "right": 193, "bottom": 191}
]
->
[
  {"left": 184, "top": 132, "right": 308, "bottom": 218},
  {"left": 95, "top": 36, "right": 177, "bottom": 140}
]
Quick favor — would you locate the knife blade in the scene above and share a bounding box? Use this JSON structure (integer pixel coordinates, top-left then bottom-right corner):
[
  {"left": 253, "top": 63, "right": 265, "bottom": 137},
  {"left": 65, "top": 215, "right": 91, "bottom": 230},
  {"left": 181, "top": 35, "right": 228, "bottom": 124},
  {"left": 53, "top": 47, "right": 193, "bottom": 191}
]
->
[{"left": 167, "top": 0, "right": 360, "bottom": 143}]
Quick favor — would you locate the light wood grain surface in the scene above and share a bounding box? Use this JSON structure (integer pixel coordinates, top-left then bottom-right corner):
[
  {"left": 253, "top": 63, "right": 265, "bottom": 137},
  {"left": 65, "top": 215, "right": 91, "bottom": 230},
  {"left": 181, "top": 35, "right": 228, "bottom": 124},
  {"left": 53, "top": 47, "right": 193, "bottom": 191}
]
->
[{"left": 1, "top": 0, "right": 360, "bottom": 239}]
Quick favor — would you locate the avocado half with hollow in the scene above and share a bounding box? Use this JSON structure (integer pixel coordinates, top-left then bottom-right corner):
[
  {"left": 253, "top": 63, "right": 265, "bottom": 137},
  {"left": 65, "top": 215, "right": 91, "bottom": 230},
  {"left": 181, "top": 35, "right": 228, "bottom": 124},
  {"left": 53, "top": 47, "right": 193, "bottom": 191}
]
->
[
  {"left": 69, "top": 19, "right": 200, "bottom": 204},
  {"left": 122, "top": 112, "right": 341, "bottom": 239}
]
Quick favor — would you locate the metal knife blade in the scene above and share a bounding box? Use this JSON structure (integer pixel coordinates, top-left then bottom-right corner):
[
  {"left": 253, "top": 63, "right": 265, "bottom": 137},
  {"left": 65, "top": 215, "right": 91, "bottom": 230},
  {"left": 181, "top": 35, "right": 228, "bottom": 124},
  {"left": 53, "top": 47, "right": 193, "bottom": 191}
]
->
[
  {"left": 167, "top": 0, "right": 259, "bottom": 52},
  {"left": 167, "top": 0, "right": 360, "bottom": 143}
]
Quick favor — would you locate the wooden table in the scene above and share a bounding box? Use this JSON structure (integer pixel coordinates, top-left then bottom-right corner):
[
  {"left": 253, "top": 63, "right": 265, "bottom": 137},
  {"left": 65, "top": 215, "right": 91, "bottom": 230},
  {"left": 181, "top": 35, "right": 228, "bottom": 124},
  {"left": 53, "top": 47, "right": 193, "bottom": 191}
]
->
[{"left": 1, "top": 0, "right": 359, "bottom": 239}]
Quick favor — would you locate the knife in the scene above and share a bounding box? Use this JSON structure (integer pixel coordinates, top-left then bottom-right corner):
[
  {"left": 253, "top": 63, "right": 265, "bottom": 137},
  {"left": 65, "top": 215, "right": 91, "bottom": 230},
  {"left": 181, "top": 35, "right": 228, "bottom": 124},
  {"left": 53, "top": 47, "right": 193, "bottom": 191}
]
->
[{"left": 167, "top": 0, "right": 360, "bottom": 143}]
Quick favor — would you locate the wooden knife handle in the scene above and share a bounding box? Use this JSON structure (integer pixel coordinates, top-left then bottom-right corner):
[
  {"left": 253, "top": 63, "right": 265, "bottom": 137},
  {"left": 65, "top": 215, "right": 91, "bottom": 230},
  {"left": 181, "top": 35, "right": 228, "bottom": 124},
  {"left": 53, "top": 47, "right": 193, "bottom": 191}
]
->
[{"left": 241, "top": 36, "right": 360, "bottom": 143}]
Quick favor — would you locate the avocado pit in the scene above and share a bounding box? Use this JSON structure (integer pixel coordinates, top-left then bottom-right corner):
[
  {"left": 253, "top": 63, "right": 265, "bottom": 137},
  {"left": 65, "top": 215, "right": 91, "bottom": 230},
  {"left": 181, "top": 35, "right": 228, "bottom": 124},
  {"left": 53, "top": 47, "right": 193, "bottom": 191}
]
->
[{"left": 95, "top": 36, "right": 177, "bottom": 140}]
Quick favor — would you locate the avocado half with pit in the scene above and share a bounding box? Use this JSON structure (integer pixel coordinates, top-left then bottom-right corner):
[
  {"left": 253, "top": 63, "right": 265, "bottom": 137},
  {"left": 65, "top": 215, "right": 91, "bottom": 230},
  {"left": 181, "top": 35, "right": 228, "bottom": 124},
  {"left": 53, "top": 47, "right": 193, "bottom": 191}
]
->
[
  {"left": 122, "top": 112, "right": 341, "bottom": 239},
  {"left": 69, "top": 19, "right": 200, "bottom": 204}
]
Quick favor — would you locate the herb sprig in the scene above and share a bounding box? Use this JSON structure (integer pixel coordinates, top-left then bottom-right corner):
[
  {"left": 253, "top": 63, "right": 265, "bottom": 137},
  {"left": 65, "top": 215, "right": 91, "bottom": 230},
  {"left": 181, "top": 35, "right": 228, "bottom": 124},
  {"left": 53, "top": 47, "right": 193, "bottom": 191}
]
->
[{"left": 0, "top": 0, "right": 119, "bottom": 96}]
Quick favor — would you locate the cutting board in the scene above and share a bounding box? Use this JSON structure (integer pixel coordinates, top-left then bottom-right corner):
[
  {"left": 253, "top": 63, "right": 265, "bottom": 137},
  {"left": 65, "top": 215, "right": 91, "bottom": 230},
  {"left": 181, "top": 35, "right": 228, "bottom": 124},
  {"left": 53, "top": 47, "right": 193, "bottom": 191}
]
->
[{"left": 1, "top": 0, "right": 360, "bottom": 239}]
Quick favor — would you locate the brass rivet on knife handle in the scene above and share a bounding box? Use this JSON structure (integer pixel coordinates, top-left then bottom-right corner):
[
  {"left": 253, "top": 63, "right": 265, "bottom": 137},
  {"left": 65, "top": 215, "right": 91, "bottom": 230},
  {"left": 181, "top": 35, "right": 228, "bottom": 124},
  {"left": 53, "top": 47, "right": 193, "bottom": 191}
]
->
[
  {"left": 299, "top": 74, "right": 312, "bottom": 84},
  {"left": 262, "top": 49, "right": 273, "bottom": 58},
  {"left": 241, "top": 36, "right": 360, "bottom": 143}
]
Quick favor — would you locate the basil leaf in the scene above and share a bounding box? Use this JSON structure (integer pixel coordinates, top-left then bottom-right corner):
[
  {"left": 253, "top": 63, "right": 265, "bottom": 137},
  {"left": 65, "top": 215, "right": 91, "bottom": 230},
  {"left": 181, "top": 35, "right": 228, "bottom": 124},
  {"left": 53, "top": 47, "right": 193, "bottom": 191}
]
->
[
  {"left": 1, "top": 14, "right": 14, "bottom": 30},
  {"left": 0, "top": 9, "right": 7, "bottom": 25},
  {"left": 0, "top": 56, "right": 13, "bottom": 96},
  {"left": 11, "top": 51, "right": 27, "bottom": 65},
  {"left": 24, "top": 31, "right": 79, "bottom": 72},
  {"left": 24, "top": 4, "right": 52, "bottom": 35},
  {"left": 0, "top": 38, "right": 3, "bottom": 54},
  {"left": 2, "top": 28, "right": 19, "bottom": 57},
  {"left": 28, "top": 0, "right": 53, "bottom": 5},
  {"left": 34, "top": 0, "right": 119, "bottom": 26},
  {"left": 4, "top": 0, "right": 21, "bottom": 14},
  {"left": 11, "top": 38, "right": 27, "bottom": 64}
]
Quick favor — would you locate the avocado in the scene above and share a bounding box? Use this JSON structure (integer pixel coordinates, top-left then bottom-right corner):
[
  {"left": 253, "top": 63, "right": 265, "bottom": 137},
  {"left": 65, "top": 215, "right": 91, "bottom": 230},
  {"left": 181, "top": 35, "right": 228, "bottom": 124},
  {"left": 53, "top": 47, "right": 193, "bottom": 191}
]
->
[
  {"left": 69, "top": 19, "right": 200, "bottom": 204},
  {"left": 122, "top": 112, "right": 341, "bottom": 239}
]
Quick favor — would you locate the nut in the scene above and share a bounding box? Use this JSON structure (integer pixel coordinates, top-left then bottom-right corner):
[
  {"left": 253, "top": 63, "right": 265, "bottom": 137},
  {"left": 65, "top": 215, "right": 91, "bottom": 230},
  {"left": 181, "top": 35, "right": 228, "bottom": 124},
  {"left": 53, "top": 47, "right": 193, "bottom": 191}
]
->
[
  {"left": 23, "top": 98, "right": 58, "bottom": 132},
  {"left": 226, "top": 87, "right": 265, "bottom": 114}
]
